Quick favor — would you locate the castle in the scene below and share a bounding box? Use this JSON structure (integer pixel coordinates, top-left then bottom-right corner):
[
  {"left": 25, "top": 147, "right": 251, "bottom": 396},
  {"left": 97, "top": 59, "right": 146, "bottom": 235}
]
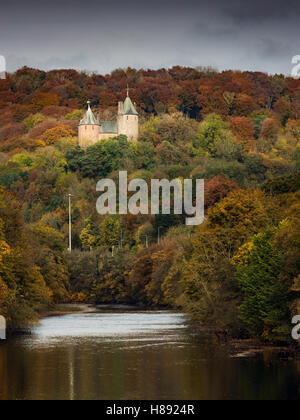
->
[{"left": 78, "top": 90, "right": 139, "bottom": 148}]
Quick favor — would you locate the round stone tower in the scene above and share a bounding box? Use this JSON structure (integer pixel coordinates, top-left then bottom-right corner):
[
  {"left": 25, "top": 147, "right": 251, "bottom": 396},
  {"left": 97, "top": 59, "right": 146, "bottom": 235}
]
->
[
  {"left": 117, "top": 89, "right": 139, "bottom": 141},
  {"left": 78, "top": 101, "right": 100, "bottom": 148}
]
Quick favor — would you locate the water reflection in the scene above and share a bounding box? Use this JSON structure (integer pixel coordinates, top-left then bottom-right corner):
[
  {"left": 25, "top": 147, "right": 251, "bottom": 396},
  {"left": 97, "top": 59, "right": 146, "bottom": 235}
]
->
[{"left": 0, "top": 308, "right": 300, "bottom": 400}]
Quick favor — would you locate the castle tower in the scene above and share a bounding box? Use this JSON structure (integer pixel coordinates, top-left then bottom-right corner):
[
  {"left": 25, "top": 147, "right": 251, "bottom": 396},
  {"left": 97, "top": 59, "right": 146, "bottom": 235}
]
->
[
  {"left": 117, "top": 87, "right": 139, "bottom": 141},
  {"left": 78, "top": 101, "right": 100, "bottom": 148}
]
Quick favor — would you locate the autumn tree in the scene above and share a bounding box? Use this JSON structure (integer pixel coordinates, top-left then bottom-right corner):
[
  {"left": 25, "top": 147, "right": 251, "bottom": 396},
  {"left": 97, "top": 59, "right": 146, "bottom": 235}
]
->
[
  {"left": 205, "top": 176, "right": 240, "bottom": 209},
  {"left": 38, "top": 125, "right": 76, "bottom": 146},
  {"left": 234, "top": 229, "right": 290, "bottom": 341},
  {"left": 0, "top": 188, "right": 51, "bottom": 329},
  {"left": 196, "top": 113, "right": 231, "bottom": 154},
  {"left": 258, "top": 118, "right": 281, "bottom": 153},
  {"left": 230, "top": 117, "right": 255, "bottom": 151},
  {"left": 28, "top": 222, "right": 70, "bottom": 302},
  {"left": 32, "top": 93, "right": 60, "bottom": 111}
]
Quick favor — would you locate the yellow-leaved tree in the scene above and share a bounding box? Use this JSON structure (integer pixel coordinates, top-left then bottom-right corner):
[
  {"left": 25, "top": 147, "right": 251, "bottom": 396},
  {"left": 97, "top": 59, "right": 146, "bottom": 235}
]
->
[{"left": 0, "top": 188, "right": 52, "bottom": 330}]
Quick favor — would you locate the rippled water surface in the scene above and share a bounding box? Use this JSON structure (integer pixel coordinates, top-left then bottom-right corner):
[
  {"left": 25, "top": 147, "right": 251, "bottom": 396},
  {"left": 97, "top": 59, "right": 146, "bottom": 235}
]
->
[{"left": 0, "top": 307, "right": 300, "bottom": 400}]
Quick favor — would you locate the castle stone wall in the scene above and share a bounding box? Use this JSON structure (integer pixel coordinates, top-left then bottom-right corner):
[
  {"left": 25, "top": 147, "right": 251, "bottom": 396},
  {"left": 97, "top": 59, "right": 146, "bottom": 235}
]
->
[
  {"left": 98, "top": 133, "right": 118, "bottom": 141},
  {"left": 78, "top": 125, "right": 99, "bottom": 148},
  {"left": 117, "top": 114, "right": 139, "bottom": 141}
]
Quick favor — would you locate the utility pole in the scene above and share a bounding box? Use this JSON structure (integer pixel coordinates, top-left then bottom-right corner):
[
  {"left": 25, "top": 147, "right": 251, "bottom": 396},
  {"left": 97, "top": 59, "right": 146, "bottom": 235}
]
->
[
  {"left": 142, "top": 235, "right": 149, "bottom": 248},
  {"left": 120, "top": 229, "right": 123, "bottom": 249},
  {"left": 158, "top": 226, "right": 163, "bottom": 245},
  {"left": 67, "top": 194, "right": 73, "bottom": 253}
]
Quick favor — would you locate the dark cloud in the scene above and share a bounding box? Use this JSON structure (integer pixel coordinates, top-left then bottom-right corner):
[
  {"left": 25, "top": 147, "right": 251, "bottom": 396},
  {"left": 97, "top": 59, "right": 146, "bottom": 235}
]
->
[
  {"left": 221, "top": 0, "right": 297, "bottom": 22},
  {"left": 0, "top": 0, "right": 299, "bottom": 75},
  {"left": 258, "top": 38, "right": 293, "bottom": 59}
]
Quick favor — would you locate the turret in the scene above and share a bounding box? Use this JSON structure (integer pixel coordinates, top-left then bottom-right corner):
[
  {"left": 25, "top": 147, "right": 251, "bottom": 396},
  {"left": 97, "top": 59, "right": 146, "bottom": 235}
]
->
[
  {"left": 78, "top": 101, "right": 100, "bottom": 148},
  {"left": 117, "top": 88, "right": 139, "bottom": 141}
]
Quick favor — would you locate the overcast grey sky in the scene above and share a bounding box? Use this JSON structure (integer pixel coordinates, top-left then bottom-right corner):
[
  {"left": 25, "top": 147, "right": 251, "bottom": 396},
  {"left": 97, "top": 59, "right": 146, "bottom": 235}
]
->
[{"left": 0, "top": 0, "right": 299, "bottom": 74}]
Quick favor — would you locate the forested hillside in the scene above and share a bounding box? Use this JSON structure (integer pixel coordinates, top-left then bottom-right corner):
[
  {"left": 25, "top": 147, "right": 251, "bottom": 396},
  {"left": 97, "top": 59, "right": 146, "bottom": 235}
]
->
[{"left": 0, "top": 66, "right": 299, "bottom": 342}]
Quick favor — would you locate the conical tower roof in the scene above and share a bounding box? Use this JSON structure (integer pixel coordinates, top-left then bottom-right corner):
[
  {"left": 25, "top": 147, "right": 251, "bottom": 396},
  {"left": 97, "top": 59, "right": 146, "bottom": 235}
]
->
[
  {"left": 122, "top": 87, "right": 138, "bottom": 115},
  {"left": 79, "top": 101, "right": 100, "bottom": 125},
  {"left": 123, "top": 96, "right": 138, "bottom": 115}
]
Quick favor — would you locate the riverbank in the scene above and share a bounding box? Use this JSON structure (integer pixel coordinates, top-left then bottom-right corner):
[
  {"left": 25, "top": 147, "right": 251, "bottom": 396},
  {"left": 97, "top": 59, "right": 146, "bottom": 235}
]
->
[
  {"left": 191, "top": 325, "right": 300, "bottom": 358},
  {"left": 38, "top": 304, "right": 97, "bottom": 318},
  {"left": 38, "top": 303, "right": 145, "bottom": 318},
  {"left": 229, "top": 338, "right": 299, "bottom": 359}
]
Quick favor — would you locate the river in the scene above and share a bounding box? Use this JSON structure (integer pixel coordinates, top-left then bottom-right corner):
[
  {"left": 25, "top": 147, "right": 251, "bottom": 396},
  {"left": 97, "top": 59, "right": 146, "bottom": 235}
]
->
[{"left": 0, "top": 306, "right": 300, "bottom": 400}]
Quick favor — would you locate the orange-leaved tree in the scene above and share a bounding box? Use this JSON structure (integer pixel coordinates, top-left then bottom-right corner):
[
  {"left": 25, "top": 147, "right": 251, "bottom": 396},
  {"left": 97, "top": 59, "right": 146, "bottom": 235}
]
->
[{"left": 38, "top": 125, "right": 76, "bottom": 146}]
